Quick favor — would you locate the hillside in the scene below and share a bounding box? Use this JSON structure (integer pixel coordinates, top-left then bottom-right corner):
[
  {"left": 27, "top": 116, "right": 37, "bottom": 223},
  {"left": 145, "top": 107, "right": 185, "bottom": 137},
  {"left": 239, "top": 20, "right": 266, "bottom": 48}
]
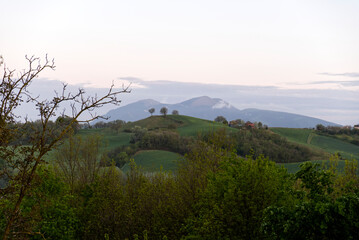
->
[
  {"left": 95, "top": 96, "right": 340, "bottom": 128},
  {"left": 75, "top": 115, "right": 359, "bottom": 174},
  {"left": 124, "top": 115, "right": 236, "bottom": 137},
  {"left": 271, "top": 128, "right": 359, "bottom": 160}
]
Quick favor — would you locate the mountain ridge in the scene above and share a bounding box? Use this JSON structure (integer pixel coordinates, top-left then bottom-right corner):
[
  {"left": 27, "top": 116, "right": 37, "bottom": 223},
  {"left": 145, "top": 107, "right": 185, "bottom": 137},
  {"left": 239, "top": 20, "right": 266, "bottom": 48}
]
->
[{"left": 96, "top": 96, "right": 340, "bottom": 128}]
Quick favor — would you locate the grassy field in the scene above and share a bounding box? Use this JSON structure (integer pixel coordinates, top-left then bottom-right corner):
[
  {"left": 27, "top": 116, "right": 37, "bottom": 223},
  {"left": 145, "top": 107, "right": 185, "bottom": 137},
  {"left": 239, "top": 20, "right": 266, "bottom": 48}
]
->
[
  {"left": 122, "top": 150, "right": 181, "bottom": 173},
  {"left": 124, "top": 116, "right": 184, "bottom": 131},
  {"left": 272, "top": 128, "right": 359, "bottom": 160},
  {"left": 77, "top": 128, "right": 131, "bottom": 152},
  {"left": 171, "top": 115, "right": 237, "bottom": 137}
]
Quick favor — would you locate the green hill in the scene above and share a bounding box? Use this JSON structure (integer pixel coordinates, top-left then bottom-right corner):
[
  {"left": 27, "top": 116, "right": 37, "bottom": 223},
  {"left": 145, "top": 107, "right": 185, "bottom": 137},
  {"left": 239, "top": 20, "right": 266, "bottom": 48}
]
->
[{"left": 124, "top": 115, "right": 236, "bottom": 137}]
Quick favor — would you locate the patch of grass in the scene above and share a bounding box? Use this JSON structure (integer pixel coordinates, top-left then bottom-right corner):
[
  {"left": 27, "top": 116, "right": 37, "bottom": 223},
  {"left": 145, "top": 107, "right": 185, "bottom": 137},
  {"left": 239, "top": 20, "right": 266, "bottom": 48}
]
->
[
  {"left": 171, "top": 115, "right": 237, "bottom": 137},
  {"left": 271, "top": 128, "right": 313, "bottom": 145},
  {"left": 121, "top": 150, "right": 181, "bottom": 173},
  {"left": 77, "top": 128, "right": 131, "bottom": 153},
  {"left": 123, "top": 116, "right": 183, "bottom": 131}
]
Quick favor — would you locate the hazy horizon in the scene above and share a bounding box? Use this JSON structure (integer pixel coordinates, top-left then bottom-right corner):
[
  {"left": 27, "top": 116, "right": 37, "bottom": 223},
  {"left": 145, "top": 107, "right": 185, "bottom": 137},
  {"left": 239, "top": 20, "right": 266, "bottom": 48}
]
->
[{"left": 10, "top": 78, "right": 357, "bottom": 126}]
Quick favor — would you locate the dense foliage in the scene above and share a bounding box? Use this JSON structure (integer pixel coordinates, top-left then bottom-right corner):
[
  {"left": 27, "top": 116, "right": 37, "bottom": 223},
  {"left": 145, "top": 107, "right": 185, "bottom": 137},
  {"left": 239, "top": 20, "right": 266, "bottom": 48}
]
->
[
  {"left": 1, "top": 130, "right": 359, "bottom": 239},
  {"left": 221, "top": 128, "right": 315, "bottom": 163}
]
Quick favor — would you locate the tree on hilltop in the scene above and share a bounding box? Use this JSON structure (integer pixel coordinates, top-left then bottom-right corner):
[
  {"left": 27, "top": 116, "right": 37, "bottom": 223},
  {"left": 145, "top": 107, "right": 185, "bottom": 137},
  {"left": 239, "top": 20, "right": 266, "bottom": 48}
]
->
[
  {"left": 172, "top": 110, "right": 179, "bottom": 115},
  {"left": 160, "top": 107, "right": 168, "bottom": 117},
  {"left": 148, "top": 108, "right": 155, "bottom": 116}
]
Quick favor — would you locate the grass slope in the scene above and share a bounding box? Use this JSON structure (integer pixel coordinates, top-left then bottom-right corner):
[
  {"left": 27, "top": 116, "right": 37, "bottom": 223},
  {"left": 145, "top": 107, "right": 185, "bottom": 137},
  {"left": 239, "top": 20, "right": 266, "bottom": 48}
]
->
[
  {"left": 271, "top": 128, "right": 359, "bottom": 160},
  {"left": 122, "top": 150, "right": 181, "bottom": 173},
  {"left": 171, "top": 115, "right": 237, "bottom": 136}
]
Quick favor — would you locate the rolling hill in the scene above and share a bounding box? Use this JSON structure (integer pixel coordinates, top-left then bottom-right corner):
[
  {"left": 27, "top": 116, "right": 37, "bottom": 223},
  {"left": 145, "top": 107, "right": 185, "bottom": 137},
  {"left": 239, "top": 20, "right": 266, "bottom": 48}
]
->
[
  {"left": 95, "top": 96, "right": 339, "bottom": 128},
  {"left": 81, "top": 115, "right": 357, "bottom": 173}
]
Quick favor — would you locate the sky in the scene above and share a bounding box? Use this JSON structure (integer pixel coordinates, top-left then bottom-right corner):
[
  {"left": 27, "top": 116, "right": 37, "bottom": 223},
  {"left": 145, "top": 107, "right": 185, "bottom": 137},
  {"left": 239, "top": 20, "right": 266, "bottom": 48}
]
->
[{"left": 1, "top": 0, "right": 359, "bottom": 124}]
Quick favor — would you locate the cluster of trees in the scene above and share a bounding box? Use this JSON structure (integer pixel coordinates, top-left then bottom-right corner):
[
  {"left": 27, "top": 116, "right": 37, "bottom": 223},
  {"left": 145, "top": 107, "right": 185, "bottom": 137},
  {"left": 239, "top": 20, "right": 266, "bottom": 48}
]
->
[
  {"left": 92, "top": 120, "right": 126, "bottom": 131},
  {"left": 230, "top": 128, "right": 315, "bottom": 163},
  {"left": 1, "top": 131, "right": 359, "bottom": 239},
  {"left": 7, "top": 116, "right": 80, "bottom": 145},
  {"left": 214, "top": 116, "right": 267, "bottom": 129},
  {"left": 316, "top": 124, "right": 359, "bottom": 135},
  {"left": 148, "top": 107, "right": 179, "bottom": 117},
  {"left": 200, "top": 128, "right": 314, "bottom": 163}
]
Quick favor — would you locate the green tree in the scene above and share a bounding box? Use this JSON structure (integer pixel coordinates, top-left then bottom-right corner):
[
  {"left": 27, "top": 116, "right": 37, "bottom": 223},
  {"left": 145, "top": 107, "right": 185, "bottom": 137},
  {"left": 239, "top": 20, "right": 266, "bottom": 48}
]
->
[
  {"left": 148, "top": 107, "right": 155, "bottom": 116},
  {"left": 264, "top": 162, "right": 359, "bottom": 240},
  {"left": 54, "top": 134, "right": 103, "bottom": 193},
  {"left": 214, "top": 115, "right": 227, "bottom": 124},
  {"left": 160, "top": 107, "right": 168, "bottom": 117},
  {"left": 184, "top": 154, "right": 292, "bottom": 239}
]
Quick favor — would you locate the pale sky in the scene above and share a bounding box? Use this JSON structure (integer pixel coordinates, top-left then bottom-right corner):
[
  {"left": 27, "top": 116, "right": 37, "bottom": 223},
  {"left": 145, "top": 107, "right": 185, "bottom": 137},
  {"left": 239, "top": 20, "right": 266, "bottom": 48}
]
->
[
  {"left": 1, "top": 0, "right": 359, "bottom": 88},
  {"left": 1, "top": 0, "right": 359, "bottom": 125}
]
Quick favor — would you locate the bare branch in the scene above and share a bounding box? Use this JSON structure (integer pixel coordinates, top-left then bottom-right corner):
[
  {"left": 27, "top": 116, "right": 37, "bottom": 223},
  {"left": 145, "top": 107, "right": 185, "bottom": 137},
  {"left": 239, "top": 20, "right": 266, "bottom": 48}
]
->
[{"left": 0, "top": 55, "right": 130, "bottom": 239}]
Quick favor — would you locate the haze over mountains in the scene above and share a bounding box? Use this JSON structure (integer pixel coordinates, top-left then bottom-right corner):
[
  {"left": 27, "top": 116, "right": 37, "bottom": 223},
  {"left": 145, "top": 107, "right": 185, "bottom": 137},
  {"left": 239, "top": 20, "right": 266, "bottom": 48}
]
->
[{"left": 99, "top": 96, "right": 339, "bottom": 128}]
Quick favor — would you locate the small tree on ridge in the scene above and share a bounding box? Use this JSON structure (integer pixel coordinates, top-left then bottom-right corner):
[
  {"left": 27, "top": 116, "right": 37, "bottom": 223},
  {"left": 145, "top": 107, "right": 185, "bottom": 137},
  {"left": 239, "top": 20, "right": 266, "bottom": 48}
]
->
[
  {"left": 148, "top": 108, "right": 155, "bottom": 116},
  {"left": 160, "top": 107, "right": 168, "bottom": 118}
]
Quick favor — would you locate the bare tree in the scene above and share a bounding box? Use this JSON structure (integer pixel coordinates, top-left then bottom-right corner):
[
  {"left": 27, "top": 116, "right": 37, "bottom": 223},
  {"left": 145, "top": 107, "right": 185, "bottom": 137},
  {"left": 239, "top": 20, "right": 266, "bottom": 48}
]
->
[
  {"left": 160, "top": 107, "right": 168, "bottom": 118},
  {"left": 148, "top": 107, "right": 155, "bottom": 116},
  {"left": 0, "top": 55, "right": 130, "bottom": 239}
]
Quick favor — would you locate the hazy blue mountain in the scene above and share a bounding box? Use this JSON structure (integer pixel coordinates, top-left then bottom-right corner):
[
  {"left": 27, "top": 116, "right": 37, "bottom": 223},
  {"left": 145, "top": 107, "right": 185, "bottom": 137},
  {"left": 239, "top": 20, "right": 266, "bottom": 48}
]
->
[{"left": 96, "top": 96, "right": 340, "bottom": 128}]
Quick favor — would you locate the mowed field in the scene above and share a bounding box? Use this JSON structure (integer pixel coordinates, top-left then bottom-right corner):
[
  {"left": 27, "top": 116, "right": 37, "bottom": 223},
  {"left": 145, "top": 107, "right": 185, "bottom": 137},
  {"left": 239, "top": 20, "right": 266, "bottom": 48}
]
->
[{"left": 272, "top": 128, "right": 359, "bottom": 172}]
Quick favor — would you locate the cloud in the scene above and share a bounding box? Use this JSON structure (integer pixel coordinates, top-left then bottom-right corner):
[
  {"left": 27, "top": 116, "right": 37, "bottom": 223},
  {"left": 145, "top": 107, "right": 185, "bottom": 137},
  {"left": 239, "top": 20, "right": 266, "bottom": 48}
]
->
[
  {"left": 309, "top": 80, "right": 359, "bottom": 86},
  {"left": 319, "top": 72, "right": 359, "bottom": 78},
  {"left": 118, "top": 77, "right": 144, "bottom": 81},
  {"left": 117, "top": 77, "right": 147, "bottom": 89}
]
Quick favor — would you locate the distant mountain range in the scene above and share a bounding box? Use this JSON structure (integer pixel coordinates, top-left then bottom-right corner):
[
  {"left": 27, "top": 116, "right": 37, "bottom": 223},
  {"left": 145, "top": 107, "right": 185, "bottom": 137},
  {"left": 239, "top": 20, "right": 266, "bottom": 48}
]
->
[{"left": 96, "top": 96, "right": 340, "bottom": 128}]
